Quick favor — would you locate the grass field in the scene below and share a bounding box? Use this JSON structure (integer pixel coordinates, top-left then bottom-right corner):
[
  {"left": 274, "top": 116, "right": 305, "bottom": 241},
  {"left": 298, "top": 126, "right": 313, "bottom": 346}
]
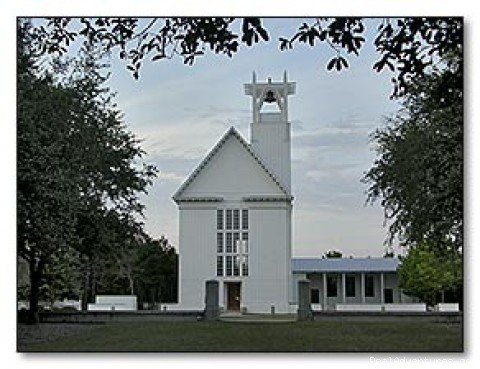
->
[{"left": 20, "top": 321, "right": 462, "bottom": 352}]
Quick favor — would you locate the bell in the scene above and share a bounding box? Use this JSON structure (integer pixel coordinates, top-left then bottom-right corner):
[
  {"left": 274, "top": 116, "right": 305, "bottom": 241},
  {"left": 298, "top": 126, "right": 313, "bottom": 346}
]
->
[{"left": 264, "top": 90, "right": 276, "bottom": 103}]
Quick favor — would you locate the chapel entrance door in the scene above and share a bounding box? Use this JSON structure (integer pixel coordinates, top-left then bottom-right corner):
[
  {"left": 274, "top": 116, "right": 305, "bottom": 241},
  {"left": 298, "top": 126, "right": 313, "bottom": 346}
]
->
[{"left": 227, "top": 282, "right": 241, "bottom": 311}]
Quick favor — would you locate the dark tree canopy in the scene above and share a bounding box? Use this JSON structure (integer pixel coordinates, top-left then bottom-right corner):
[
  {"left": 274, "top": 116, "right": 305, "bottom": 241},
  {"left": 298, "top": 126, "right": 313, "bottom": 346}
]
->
[
  {"left": 23, "top": 17, "right": 462, "bottom": 97},
  {"left": 17, "top": 19, "right": 157, "bottom": 322},
  {"left": 362, "top": 51, "right": 462, "bottom": 251}
]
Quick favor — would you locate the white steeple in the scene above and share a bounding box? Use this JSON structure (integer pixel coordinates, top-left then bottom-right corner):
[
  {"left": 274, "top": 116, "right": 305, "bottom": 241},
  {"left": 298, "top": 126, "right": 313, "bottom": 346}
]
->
[{"left": 244, "top": 72, "right": 296, "bottom": 192}]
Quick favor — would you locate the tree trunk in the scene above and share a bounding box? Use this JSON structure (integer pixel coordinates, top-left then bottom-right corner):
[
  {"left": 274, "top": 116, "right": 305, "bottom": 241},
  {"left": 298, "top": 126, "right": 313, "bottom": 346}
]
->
[
  {"left": 81, "top": 264, "right": 90, "bottom": 311},
  {"left": 27, "top": 253, "right": 42, "bottom": 325},
  {"left": 128, "top": 274, "right": 134, "bottom": 296}
]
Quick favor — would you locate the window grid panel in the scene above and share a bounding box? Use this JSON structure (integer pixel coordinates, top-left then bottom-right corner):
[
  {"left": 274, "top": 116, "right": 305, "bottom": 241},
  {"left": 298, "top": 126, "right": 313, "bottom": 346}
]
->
[
  {"left": 216, "top": 208, "right": 249, "bottom": 278},
  {"left": 226, "top": 232, "right": 233, "bottom": 253},
  {"left": 217, "top": 210, "right": 223, "bottom": 230},
  {"left": 241, "top": 232, "right": 248, "bottom": 253},
  {"left": 226, "top": 209, "right": 232, "bottom": 230},
  {"left": 233, "top": 256, "right": 240, "bottom": 276},
  {"left": 233, "top": 232, "right": 240, "bottom": 253},
  {"left": 217, "top": 233, "right": 223, "bottom": 253},
  {"left": 241, "top": 209, "right": 248, "bottom": 230},
  {"left": 217, "top": 256, "right": 223, "bottom": 276},
  {"left": 226, "top": 256, "right": 233, "bottom": 276},
  {"left": 241, "top": 255, "right": 248, "bottom": 276},
  {"left": 233, "top": 209, "right": 240, "bottom": 230}
]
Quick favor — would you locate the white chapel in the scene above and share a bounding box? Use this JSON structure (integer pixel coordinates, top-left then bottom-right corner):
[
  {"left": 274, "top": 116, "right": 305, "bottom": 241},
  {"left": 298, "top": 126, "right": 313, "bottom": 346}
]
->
[
  {"left": 173, "top": 72, "right": 295, "bottom": 313},
  {"left": 171, "top": 73, "right": 416, "bottom": 314}
]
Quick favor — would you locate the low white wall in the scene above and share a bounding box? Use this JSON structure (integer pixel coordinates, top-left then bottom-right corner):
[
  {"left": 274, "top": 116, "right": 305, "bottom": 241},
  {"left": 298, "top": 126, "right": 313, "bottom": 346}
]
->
[
  {"left": 336, "top": 304, "right": 382, "bottom": 312},
  {"left": 384, "top": 303, "right": 426, "bottom": 312},
  {"left": 96, "top": 295, "right": 137, "bottom": 308},
  {"left": 436, "top": 303, "right": 459, "bottom": 312},
  {"left": 336, "top": 303, "right": 426, "bottom": 312},
  {"left": 159, "top": 303, "right": 184, "bottom": 311},
  {"left": 88, "top": 295, "right": 137, "bottom": 311},
  {"left": 311, "top": 303, "right": 323, "bottom": 311},
  {"left": 52, "top": 299, "right": 82, "bottom": 311}
]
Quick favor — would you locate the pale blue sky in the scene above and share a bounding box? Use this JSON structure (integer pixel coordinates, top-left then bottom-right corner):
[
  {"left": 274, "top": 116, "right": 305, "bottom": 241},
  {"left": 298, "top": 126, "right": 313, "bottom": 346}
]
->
[{"left": 106, "top": 18, "right": 401, "bottom": 257}]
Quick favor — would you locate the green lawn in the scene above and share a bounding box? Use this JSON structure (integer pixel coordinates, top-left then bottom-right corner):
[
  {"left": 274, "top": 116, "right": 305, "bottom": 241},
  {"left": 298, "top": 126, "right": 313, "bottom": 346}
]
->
[{"left": 21, "top": 321, "right": 462, "bottom": 352}]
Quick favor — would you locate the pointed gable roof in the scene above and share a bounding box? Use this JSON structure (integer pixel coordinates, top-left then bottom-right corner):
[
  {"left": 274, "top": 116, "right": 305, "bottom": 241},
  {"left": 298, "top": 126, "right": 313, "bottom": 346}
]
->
[{"left": 173, "top": 127, "right": 291, "bottom": 202}]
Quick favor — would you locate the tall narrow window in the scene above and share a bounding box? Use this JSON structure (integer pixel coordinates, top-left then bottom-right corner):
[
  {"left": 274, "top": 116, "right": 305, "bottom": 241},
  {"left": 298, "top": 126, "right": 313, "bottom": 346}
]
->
[
  {"left": 217, "top": 233, "right": 223, "bottom": 253},
  {"left": 226, "top": 256, "right": 233, "bottom": 276},
  {"left": 233, "top": 232, "right": 240, "bottom": 253},
  {"left": 327, "top": 276, "right": 338, "bottom": 297},
  {"left": 346, "top": 275, "right": 356, "bottom": 297},
  {"left": 217, "top": 210, "right": 223, "bottom": 230},
  {"left": 226, "top": 233, "right": 233, "bottom": 253},
  {"left": 216, "top": 208, "right": 249, "bottom": 277},
  {"left": 233, "top": 209, "right": 240, "bottom": 230},
  {"left": 365, "top": 275, "right": 375, "bottom": 297},
  {"left": 241, "top": 209, "right": 248, "bottom": 230},
  {"left": 216, "top": 256, "right": 223, "bottom": 276},
  {"left": 310, "top": 288, "right": 320, "bottom": 304},
  {"left": 241, "top": 256, "right": 248, "bottom": 276},
  {"left": 226, "top": 209, "right": 232, "bottom": 230},
  {"left": 241, "top": 232, "right": 248, "bottom": 253},
  {"left": 233, "top": 256, "right": 240, "bottom": 276}
]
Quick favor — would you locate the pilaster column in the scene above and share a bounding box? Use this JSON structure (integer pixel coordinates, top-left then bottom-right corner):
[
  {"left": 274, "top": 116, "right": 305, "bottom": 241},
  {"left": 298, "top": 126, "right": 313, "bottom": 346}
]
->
[
  {"left": 323, "top": 272, "right": 327, "bottom": 310},
  {"left": 342, "top": 273, "right": 346, "bottom": 303},
  {"left": 361, "top": 273, "right": 366, "bottom": 303},
  {"left": 380, "top": 272, "right": 385, "bottom": 304}
]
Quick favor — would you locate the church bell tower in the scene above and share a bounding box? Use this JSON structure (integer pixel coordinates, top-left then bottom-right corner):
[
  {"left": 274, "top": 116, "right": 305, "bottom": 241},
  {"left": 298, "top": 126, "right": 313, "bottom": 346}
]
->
[{"left": 244, "top": 72, "right": 296, "bottom": 192}]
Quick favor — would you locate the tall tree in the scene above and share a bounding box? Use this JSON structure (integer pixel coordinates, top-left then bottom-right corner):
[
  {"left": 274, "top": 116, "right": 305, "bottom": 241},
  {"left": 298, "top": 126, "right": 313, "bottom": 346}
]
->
[
  {"left": 362, "top": 52, "right": 462, "bottom": 251},
  {"left": 134, "top": 236, "right": 178, "bottom": 307},
  {"left": 17, "top": 20, "right": 157, "bottom": 322}
]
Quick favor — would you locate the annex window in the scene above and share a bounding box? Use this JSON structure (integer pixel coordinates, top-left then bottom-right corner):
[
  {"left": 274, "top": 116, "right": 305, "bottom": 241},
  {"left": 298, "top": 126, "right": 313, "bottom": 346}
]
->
[
  {"left": 216, "top": 209, "right": 249, "bottom": 277},
  {"left": 346, "top": 276, "right": 356, "bottom": 297},
  {"left": 365, "top": 275, "right": 375, "bottom": 297},
  {"left": 310, "top": 288, "right": 320, "bottom": 304},
  {"left": 327, "top": 275, "right": 337, "bottom": 297}
]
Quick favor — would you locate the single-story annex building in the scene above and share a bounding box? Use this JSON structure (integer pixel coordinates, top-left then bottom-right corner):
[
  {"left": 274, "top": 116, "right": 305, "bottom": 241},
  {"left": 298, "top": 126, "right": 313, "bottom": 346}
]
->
[{"left": 291, "top": 257, "right": 418, "bottom": 311}]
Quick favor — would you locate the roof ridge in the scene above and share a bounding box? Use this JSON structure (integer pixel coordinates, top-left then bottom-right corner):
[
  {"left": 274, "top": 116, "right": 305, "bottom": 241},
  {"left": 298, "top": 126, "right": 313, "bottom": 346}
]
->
[{"left": 172, "top": 126, "right": 291, "bottom": 202}]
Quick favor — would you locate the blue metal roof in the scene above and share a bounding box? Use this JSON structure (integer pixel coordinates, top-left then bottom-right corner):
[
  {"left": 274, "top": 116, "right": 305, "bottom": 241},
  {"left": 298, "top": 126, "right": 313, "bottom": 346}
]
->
[{"left": 291, "top": 257, "right": 400, "bottom": 273}]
